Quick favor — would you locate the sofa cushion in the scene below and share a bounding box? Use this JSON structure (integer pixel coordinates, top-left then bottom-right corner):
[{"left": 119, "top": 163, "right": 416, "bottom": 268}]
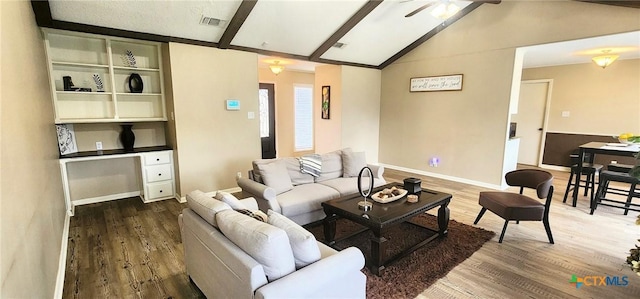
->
[
  {"left": 267, "top": 210, "right": 321, "bottom": 269},
  {"left": 217, "top": 209, "right": 296, "bottom": 282},
  {"left": 318, "top": 177, "right": 388, "bottom": 197},
  {"left": 186, "top": 190, "right": 232, "bottom": 228},
  {"left": 283, "top": 157, "right": 315, "bottom": 185},
  {"left": 257, "top": 160, "right": 294, "bottom": 194},
  {"left": 215, "top": 191, "right": 247, "bottom": 210},
  {"left": 342, "top": 149, "right": 367, "bottom": 178},
  {"left": 315, "top": 150, "right": 343, "bottom": 182},
  {"left": 278, "top": 184, "right": 341, "bottom": 217}
]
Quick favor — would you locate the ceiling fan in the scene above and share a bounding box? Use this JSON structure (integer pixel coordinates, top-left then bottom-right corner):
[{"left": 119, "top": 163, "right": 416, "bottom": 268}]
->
[{"left": 404, "top": 0, "right": 501, "bottom": 18}]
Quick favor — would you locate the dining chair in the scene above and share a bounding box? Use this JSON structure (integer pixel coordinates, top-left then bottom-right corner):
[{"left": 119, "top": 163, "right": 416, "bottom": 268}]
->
[
  {"left": 562, "top": 152, "right": 602, "bottom": 207},
  {"left": 474, "top": 169, "right": 554, "bottom": 244},
  {"left": 591, "top": 170, "right": 640, "bottom": 215}
]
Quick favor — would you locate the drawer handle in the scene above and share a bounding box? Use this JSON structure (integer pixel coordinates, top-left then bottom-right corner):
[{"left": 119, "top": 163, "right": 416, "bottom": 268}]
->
[
  {"left": 159, "top": 190, "right": 163, "bottom": 193},
  {"left": 156, "top": 158, "right": 160, "bottom": 161},
  {"left": 158, "top": 173, "right": 162, "bottom": 176}
]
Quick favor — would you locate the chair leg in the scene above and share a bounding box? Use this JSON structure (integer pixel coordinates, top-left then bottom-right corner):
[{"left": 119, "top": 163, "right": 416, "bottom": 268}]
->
[
  {"left": 498, "top": 220, "right": 509, "bottom": 243},
  {"left": 624, "top": 183, "right": 637, "bottom": 216},
  {"left": 543, "top": 216, "right": 554, "bottom": 244},
  {"left": 516, "top": 220, "right": 520, "bottom": 224},
  {"left": 474, "top": 207, "right": 487, "bottom": 225},
  {"left": 583, "top": 173, "right": 592, "bottom": 197},
  {"left": 589, "top": 172, "right": 597, "bottom": 204},
  {"left": 563, "top": 171, "right": 575, "bottom": 203},
  {"left": 591, "top": 179, "right": 607, "bottom": 215}
]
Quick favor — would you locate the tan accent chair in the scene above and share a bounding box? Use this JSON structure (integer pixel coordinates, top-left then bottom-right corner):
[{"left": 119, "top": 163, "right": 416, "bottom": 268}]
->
[{"left": 473, "top": 169, "right": 555, "bottom": 244}]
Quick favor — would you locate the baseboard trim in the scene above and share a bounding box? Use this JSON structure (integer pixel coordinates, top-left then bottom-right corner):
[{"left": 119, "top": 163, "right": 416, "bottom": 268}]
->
[
  {"left": 54, "top": 213, "right": 71, "bottom": 299},
  {"left": 380, "top": 163, "right": 504, "bottom": 191},
  {"left": 540, "top": 164, "right": 571, "bottom": 172}
]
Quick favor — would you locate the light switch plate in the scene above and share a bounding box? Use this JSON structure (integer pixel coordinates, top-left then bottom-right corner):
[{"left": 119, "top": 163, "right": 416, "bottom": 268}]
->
[
  {"left": 248, "top": 112, "right": 255, "bottom": 119},
  {"left": 561, "top": 111, "right": 570, "bottom": 117},
  {"left": 96, "top": 142, "right": 103, "bottom": 150}
]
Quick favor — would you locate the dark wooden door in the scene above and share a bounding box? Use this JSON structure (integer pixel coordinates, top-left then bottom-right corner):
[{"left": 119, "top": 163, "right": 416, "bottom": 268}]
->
[{"left": 259, "top": 83, "right": 276, "bottom": 159}]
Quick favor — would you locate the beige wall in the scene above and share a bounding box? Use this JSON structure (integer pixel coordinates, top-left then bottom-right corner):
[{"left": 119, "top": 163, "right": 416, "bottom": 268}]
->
[
  {"left": 258, "top": 68, "right": 315, "bottom": 157},
  {"left": 522, "top": 59, "right": 640, "bottom": 135},
  {"left": 341, "top": 66, "right": 381, "bottom": 163},
  {"left": 168, "top": 43, "right": 261, "bottom": 195},
  {"left": 314, "top": 65, "right": 343, "bottom": 154},
  {"left": 1, "top": 1, "right": 67, "bottom": 297},
  {"left": 380, "top": 1, "right": 640, "bottom": 187}
]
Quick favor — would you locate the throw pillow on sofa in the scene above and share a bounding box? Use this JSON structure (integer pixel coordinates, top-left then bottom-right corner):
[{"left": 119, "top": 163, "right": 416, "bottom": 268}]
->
[
  {"left": 257, "top": 160, "right": 294, "bottom": 194},
  {"left": 342, "top": 148, "right": 367, "bottom": 178},
  {"left": 215, "top": 191, "right": 268, "bottom": 221},
  {"left": 217, "top": 209, "right": 296, "bottom": 282},
  {"left": 267, "top": 210, "right": 321, "bottom": 269},
  {"left": 315, "top": 150, "right": 343, "bottom": 182},
  {"left": 186, "top": 190, "right": 232, "bottom": 228}
]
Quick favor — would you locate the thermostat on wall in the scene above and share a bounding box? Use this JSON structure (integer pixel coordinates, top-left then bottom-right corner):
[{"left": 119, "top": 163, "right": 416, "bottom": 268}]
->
[{"left": 226, "top": 99, "right": 240, "bottom": 110}]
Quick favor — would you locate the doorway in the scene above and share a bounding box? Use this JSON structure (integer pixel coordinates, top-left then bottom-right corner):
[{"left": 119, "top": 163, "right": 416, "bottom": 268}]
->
[
  {"left": 515, "top": 80, "right": 552, "bottom": 166},
  {"left": 259, "top": 83, "right": 276, "bottom": 159}
]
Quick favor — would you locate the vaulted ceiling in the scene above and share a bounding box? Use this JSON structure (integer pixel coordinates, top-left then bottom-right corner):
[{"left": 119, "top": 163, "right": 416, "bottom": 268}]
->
[{"left": 31, "top": 0, "right": 640, "bottom": 71}]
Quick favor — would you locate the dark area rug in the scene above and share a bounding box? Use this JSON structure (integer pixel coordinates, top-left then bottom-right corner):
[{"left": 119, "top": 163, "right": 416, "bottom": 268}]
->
[{"left": 306, "top": 213, "right": 495, "bottom": 299}]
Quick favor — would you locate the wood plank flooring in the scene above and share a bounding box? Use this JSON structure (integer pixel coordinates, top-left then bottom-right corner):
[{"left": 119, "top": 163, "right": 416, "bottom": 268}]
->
[{"left": 63, "top": 166, "right": 640, "bottom": 298}]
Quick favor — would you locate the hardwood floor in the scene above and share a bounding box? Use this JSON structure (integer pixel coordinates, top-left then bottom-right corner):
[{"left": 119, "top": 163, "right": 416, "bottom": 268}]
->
[{"left": 63, "top": 167, "right": 640, "bottom": 298}]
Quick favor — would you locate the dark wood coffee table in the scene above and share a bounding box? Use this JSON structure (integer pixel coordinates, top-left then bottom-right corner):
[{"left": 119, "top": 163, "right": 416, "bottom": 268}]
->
[{"left": 321, "top": 182, "right": 451, "bottom": 276}]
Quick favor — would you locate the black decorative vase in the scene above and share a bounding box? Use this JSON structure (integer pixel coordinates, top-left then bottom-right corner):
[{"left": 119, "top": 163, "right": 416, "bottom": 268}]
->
[{"left": 120, "top": 124, "right": 135, "bottom": 152}]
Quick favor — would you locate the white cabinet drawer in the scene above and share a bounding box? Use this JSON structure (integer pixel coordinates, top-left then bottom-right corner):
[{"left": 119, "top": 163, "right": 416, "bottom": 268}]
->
[
  {"left": 144, "top": 151, "right": 171, "bottom": 166},
  {"left": 145, "top": 164, "right": 172, "bottom": 183},
  {"left": 146, "top": 181, "right": 174, "bottom": 200}
]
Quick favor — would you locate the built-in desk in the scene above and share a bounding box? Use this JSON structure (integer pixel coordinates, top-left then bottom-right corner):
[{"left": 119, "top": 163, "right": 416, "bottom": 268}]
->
[{"left": 60, "top": 146, "right": 176, "bottom": 216}]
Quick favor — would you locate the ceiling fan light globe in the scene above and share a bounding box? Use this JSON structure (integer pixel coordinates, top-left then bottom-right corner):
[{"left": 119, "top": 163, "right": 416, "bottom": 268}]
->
[{"left": 431, "top": 2, "right": 460, "bottom": 19}]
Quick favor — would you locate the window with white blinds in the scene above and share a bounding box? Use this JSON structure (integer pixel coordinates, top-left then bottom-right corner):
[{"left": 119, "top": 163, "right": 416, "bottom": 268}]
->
[{"left": 294, "top": 85, "right": 313, "bottom": 151}]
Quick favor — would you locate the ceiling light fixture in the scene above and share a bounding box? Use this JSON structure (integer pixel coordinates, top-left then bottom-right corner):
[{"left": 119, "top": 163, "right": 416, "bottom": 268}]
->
[
  {"left": 430, "top": 0, "right": 460, "bottom": 20},
  {"left": 592, "top": 50, "right": 619, "bottom": 69},
  {"left": 269, "top": 61, "right": 285, "bottom": 75}
]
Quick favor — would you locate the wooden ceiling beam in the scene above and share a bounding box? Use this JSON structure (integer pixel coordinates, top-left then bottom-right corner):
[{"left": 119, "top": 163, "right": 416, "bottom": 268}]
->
[
  {"left": 309, "top": 0, "right": 383, "bottom": 61},
  {"left": 219, "top": 0, "right": 258, "bottom": 49},
  {"left": 378, "top": 2, "right": 483, "bottom": 69},
  {"left": 30, "top": 0, "right": 53, "bottom": 27}
]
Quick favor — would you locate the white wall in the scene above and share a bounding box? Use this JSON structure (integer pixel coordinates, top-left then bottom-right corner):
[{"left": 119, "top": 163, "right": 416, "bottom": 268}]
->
[
  {"left": 523, "top": 59, "right": 640, "bottom": 135},
  {"left": 168, "top": 43, "right": 261, "bottom": 194},
  {"left": 1, "top": 1, "right": 67, "bottom": 297},
  {"left": 341, "top": 66, "right": 382, "bottom": 163},
  {"left": 380, "top": 1, "right": 640, "bottom": 187}
]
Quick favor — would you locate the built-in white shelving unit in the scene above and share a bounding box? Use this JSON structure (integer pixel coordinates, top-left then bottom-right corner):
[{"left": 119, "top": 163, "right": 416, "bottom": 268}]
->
[{"left": 43, "top": 29, "right": 167, "bottom": 123}]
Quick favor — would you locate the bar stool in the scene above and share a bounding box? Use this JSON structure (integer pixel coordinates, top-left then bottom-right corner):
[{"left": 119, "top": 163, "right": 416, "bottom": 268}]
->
[
  {"left": 562, "top": 153, "right": 603, "bottom": 207},
  {"left": 591, "top": 170, "right": 639, "bottom": 215}
]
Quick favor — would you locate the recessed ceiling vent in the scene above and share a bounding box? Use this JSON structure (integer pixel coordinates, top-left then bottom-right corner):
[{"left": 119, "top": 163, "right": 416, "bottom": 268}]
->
[
  {"left": 333, "top": 42, "right": 347, "bottom": 49},
  {"left": 200, "top": 16, "right": 226, "bottom": 27}
]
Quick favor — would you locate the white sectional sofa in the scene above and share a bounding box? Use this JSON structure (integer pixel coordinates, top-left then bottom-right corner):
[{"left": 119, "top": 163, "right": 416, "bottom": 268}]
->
[
  {"left": 236, "top": 148, "right": 386, "bottom": 225},
  {"left": 179, "top": 190, "right": 366, "bottom": 299}
]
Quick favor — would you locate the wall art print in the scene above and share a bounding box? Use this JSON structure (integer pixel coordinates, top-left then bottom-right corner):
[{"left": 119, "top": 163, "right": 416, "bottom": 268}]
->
[
  {"left": 56, "top": 124, "right": 78, "bottom": 155},
  {"left": 322, "top": 85, "right": 330, "bottom": 119}
]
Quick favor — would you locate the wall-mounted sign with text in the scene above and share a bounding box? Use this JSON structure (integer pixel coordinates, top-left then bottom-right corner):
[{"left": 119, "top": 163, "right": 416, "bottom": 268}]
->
[{"left": 410, "top": 74, "right": 463, "bottom": 92}]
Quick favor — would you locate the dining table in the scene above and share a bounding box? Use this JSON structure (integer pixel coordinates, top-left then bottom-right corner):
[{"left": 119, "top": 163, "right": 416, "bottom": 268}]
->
[{"left": 572, "top": 142, "right": 640, "bottom": 205}]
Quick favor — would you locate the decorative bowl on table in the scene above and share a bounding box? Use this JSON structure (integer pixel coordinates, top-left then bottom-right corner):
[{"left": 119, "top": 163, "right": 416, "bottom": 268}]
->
[
  {"left": 616, "top": 133, "right": 640, "bottom": 144},
  {"left": 372, "top": 186, "right": 408, "bottom": 204}
]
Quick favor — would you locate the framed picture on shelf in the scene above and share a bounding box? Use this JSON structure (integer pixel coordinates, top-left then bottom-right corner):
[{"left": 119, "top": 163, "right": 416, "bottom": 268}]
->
[
  {"left": 56, "top": 124, "right": 78, "bottom": 155},
  {"left": 322, "top": 86, "right": 330, "bottom": 119}
]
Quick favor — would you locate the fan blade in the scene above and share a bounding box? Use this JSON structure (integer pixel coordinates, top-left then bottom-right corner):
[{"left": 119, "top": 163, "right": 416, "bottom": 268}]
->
[
  {"left": 469, "top": 0, "right": 501, "bottom": 3},
  {"left": 405, "top": 3, "right": 435, "bottom": 17}
]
